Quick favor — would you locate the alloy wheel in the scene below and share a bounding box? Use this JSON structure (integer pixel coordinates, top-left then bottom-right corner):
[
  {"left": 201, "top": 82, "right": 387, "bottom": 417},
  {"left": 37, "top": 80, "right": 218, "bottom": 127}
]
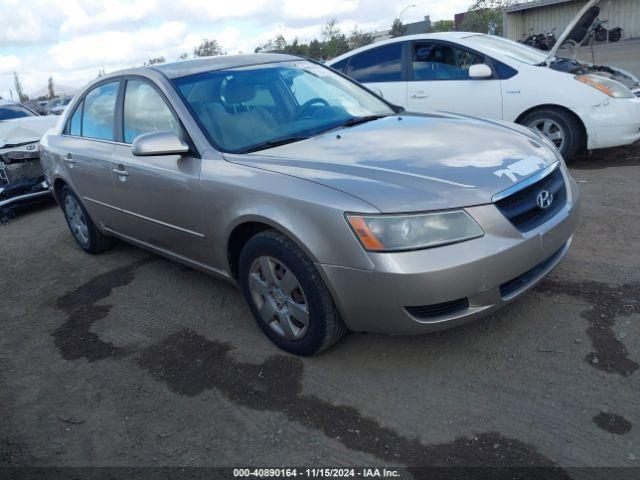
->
[
  {"left": 530, "top": 119, "right": 565, "bottom": 151},
  {"left": 248, "top": 256, "right": 309, "bottom": 340},
  {"left": 64, "top": 195, "right": 89, "bottom": 245}
]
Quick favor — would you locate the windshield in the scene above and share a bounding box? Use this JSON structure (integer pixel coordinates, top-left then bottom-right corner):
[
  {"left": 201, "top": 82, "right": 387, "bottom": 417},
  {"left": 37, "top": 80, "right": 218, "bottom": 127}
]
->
[
  {"left": 470, "top": 35, "right": 549, "bottom": 65},
  {"left": 173, "top": 60, "right": 394, "bottom": 153},
  {"left": 0, "top": 104, "right": 35, "bottom": 121}
]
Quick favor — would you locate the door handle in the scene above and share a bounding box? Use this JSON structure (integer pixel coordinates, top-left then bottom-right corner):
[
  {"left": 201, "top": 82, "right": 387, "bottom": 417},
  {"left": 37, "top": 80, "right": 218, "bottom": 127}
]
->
[
  {"left": 112, "top": 167, "right": 129, "bottom": 177},
  {"left": 410, "top": 92, "right": 429, "bottom": 99},
  {"left": 63, "top": 153, "right": 75, "bottom": 165}
]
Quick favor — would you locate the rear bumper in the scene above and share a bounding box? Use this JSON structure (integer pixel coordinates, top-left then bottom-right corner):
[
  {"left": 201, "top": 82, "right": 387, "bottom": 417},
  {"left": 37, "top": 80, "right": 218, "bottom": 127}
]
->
[
  {"left": 318, "top": 175, "right": 580, "bottom": 335},
  {"left": 572, "top": 98, "right": 640, "bottom": 150}
]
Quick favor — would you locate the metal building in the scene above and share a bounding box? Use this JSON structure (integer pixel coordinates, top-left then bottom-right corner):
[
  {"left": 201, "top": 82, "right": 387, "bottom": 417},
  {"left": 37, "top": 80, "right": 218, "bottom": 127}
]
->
[{"left": 504, "top": 0, "right": 640, "bottom": 42}]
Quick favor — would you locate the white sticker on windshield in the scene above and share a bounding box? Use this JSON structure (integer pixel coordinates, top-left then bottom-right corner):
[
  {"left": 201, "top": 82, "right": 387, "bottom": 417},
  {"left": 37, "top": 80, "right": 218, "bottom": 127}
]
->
[{"left": 493, "top": 157, "right": 548, "bottom": 182}]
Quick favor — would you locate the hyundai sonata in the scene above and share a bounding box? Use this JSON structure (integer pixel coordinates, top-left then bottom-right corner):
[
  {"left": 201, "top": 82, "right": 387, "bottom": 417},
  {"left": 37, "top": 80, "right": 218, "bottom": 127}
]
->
[{"left": 40, "top": 54, "right": 580, "bottom": 355}]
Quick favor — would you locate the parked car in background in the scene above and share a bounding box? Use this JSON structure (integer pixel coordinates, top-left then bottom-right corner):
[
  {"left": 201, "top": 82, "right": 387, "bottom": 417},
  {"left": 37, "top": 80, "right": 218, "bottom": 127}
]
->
[
  {"left": 0, "top": 100, "right": 57, "bottom": 218},
  {"left": 23, "top": 100, "right": 48, "bottom": 116},
  {"left": 328, "top": 0, "right": 640, "bottom": 160},
  {"left": 45, "top": 96, "right": 73, "bottom": 116},
  {"left": 40, "top": 54, "right": 579, "bottom": 355}
]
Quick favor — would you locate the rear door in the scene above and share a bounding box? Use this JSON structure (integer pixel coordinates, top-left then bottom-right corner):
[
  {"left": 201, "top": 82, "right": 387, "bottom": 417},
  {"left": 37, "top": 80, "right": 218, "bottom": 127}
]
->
[
  {"left": 344, "top": 42, "right": 407, "bottom": 107},
  {"left": 406, "top": 40, "right": 503, "bottom": 119},
  {"left": 55, "top": 80, "right": 121, "bottom": 227},
  {"left": 107, "top": 77, "right": 208, "bottom": 263}
]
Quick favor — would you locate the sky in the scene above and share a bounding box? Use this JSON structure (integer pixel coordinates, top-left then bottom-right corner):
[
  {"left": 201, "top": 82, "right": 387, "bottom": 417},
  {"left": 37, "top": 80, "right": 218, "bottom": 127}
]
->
[{"left": 0, "top": 0, "right": 473, "bottom": 100}]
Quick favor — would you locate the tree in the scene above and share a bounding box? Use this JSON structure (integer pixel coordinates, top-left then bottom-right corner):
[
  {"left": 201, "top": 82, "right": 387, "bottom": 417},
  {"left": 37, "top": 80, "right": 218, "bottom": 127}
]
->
[
  {"left": 321, "top": 18, "right": 349, "bottom": 59},
  {"left": 348, "top": 27, "right": 374, "bottom": 49},
  {"left": 13, "top": 72, "right": 27, "bottom": 102},
  {"left": 193, "top": 38, "right": 224, "bottom": 57},
  {"left": 431, "top": 19, "right": 454, "bottom": 32},
  {"left": 144, "top": 56, "right": 166, "bottom": 66},
  {"left": 179, "top": 52, "right": 189, "bottom": 60},
  {"left": 97, "top": 69, "right": 106, "bottom": 77},
  {"left": 308, "top": 39, "right": 323, "bottom": 60},
  {"left": 389, "top": 18, "right": 407, "bottom": 38},
  {"left": 47, "top": 77, "right": 55, "bottom": 100},
  {"left": 459, "top": 0, "right": 517, "bottom": 35}
]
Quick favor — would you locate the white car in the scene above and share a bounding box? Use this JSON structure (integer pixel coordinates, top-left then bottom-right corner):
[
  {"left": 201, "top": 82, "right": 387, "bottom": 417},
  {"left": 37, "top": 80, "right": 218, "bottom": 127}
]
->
[
  {"left": 0, "top": 100, "right": 57, "bottom": 215},
  {"left": 327, "top": 0, "right": 640, "bottom": 159}
]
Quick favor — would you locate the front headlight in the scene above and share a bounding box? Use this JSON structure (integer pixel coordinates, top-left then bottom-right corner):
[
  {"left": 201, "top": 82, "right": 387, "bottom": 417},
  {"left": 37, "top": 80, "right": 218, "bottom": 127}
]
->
[
  {"left": 346, "top": 210, "right": 484, "bottom": 252},
  {"left": 575, "top": 74, "right": 634, "bottom": 99}
]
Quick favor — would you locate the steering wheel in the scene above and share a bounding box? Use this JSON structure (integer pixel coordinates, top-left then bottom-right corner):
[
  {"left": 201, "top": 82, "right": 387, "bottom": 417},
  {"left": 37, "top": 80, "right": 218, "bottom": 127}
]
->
[{"left": 296, "top": 98, "right": 330, "bottom": 119}]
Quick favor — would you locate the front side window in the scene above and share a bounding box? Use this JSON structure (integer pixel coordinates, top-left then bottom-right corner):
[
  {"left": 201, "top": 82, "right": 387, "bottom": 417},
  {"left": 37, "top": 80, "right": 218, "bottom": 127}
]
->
[
  {"left": 330, "top": 58, "right": 349, "bottom": 73},
  {"left": 81, "top": 81, "right": 119, "bottom": 141},
  {"left": 346, "top": 44, "right": 403, "bottom": 83},
  {"left": 123, "top": 80, "right": 181, "bottom": 143},
  {"left": 412, "top": 43, "right": 485, "bottom": 81},
  {"left": 0, "top": 104, "right": 35, "bottom": 120},
  {"left": 174, "top": 60, "right": 394, "bottom": 153}
]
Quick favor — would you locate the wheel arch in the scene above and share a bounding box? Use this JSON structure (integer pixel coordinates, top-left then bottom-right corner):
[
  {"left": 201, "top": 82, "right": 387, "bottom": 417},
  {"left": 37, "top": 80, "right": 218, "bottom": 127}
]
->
[
  {"left": 515, "top": 104, "right": 587, "bottom": 150},
  {"left": 226, "top": 216, "right": 321, "bottom": 280}
]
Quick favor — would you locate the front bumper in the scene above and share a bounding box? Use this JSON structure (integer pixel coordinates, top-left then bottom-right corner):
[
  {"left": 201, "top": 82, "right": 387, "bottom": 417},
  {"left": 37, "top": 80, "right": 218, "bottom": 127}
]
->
[
  {"left": 318, "top": 176, "right": 580, "bottom": 335},
  {"left": 572, "top": 97, "right": 640, "bottom": 150}
]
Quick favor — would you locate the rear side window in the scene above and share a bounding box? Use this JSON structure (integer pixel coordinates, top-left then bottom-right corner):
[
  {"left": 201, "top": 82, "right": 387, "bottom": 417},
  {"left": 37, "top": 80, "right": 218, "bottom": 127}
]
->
[
  {"left": 68, "top": 101, "right": 82, "bottom": 136},
  {"left": 123, "top": 80, "right": 181, "bottom": 144},
  {"left": 81, "top": 81, "right": 119, "bottom": 141},
  {"left": 346, "top": 44, "right": 403, "bottom": 83}
]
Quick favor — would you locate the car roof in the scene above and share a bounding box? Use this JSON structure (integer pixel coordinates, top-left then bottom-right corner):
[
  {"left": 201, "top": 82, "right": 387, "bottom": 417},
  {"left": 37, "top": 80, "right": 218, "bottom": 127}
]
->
[
  {"left": 149, "top": 53, "right": 302, "bottom": 79},
  {"left": 327, "top": 32, "right": 484, "bottom": 64}
]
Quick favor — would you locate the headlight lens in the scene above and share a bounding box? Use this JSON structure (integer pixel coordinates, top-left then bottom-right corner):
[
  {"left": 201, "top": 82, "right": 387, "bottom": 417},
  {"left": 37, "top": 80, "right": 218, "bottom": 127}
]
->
[
  {"left": 346, "top": 210, "right": 484, "bottom": 252},
  {"left": 575, "top": 74, "right": 634, "bottom": 98}
]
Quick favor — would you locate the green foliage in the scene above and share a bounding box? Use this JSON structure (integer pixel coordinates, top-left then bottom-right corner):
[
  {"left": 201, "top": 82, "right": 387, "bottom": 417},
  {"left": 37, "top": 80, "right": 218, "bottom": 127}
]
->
[
  {"left": 348, "top": 26, "right": 374, "bottom": 50},
  {"left": 144, "top": 56, "right": 166, "bottom": 66},
  {"left": 459, "top": 0, "right": 518, "bottom": 35},
  {"left": 321, "top": 18, "right": 349, "bottom": 59},
  {"left": 193, "top": 39, "right": 224, "bottom": 57},
  {"left": 431, "top": 19, "right": 454, "bottom": 32},
  {"left": 390, "top": 18, "right": 407, "bottom": 38}
]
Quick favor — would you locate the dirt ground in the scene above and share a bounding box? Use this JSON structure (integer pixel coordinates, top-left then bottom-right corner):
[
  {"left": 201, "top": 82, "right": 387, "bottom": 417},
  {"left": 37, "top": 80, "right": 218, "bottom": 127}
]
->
[{"left": 1, "top": 144, "right": 639, "bottom": 478}]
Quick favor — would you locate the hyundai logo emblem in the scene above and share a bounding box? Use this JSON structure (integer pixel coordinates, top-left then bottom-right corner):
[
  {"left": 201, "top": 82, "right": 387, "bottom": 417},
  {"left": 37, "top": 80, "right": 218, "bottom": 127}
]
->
[{"left": 536, "top": 190, "right": 554, "bottom": 209}]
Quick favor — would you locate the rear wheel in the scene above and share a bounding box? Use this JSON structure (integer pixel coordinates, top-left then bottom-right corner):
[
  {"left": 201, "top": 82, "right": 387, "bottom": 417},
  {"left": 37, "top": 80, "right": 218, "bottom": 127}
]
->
[
  {"left": 60, "top": 185, "right": 112, "bottom": 254},
  {"left": 238, "top": 230, "right": 346, "bottom": 356},
  {"left": 520, "top": 107, "right": 583, "bottom": 160}
]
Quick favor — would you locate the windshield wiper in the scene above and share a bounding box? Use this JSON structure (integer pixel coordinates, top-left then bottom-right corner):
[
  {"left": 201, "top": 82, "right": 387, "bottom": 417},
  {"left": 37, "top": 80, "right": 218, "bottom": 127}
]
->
[
  {"left": 338, "top": 114, "right": 388, "bottom": 128},
  {"left": 241, "top": 135, "right": 310, "bottom": 153}
]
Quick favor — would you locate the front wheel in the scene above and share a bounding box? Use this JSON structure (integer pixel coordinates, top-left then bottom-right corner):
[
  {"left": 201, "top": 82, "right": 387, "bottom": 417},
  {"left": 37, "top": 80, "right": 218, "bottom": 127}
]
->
[
  {"left": 520, "top": 108, "right": 583, "bottom": 160},
  {"left": 238, "top": 230, "right": 346, "bottom": 356}
]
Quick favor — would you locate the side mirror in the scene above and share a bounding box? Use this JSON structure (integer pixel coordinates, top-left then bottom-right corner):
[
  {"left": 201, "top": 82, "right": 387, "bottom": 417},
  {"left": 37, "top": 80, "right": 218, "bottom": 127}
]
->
[
  {"left": 370, "top": 87, "right": 384, "bottom": 98},
  {"left": 132, "top": 131, "right": 189, "bottom": 156},
  {"left": 469, "top": 63, "right": 493, "bottom": 79}
]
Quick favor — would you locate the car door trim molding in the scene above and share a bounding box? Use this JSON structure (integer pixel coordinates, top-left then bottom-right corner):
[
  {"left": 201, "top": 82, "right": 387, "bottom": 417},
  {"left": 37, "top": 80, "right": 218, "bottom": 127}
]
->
[{"left": 83, "top": 196, "right": 206, "bottom": 238}]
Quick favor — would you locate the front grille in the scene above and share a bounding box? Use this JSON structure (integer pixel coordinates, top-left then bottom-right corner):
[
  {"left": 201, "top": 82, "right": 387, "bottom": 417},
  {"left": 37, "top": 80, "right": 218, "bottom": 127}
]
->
[
  {"left": 495, "top": 167, "right": 566, "bottom": 232},
  {"left": 500, "top": 245, "right": 566, "bottom": 298},
  {"left": 405, "top": 297, "right": 469, "bottom": 319}
]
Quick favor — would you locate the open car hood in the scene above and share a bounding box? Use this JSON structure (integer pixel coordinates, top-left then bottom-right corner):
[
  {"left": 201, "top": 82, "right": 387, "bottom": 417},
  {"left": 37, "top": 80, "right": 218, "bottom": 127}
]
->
[{"left": 546, "top": 0, "right": 602, "bottom": 62}]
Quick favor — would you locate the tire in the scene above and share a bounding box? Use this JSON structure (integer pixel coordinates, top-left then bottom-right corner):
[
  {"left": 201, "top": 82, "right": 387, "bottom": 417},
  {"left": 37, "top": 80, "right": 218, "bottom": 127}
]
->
[
  {"left": 60, "top": 185, "right": 112, "bottom": 254},
  {"left": 520, "top": 108, "right": 583, "bottom": 160},
  {"left": 238, "top": 229, "right": 347, "bottom": 356}
]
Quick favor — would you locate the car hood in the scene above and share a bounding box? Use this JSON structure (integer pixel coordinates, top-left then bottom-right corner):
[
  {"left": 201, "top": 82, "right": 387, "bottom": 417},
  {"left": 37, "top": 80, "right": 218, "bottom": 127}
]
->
[
  {"left": 546, "top": 0, "right": 600, "bottom": 61},
  {"left": 224, "top": 113, "right": 559, "bottom": 213},
  {"left": 0, "top": 116, "right": 58, "bottom": 149}
]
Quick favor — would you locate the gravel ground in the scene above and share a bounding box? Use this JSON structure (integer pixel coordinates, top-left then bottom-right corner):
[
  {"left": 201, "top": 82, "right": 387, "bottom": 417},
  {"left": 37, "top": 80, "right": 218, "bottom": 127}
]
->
[{"left": 1, "top": 144, "right": 639, "bottom": 478}]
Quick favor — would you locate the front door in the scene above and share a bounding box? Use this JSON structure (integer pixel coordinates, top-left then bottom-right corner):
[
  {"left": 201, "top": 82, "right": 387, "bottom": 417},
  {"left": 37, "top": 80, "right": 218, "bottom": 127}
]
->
[
  {"left": 54, "top": 80, "right": 121, "bottom": 227},
  {"left": 108, "top": 78, "right": 208, "bottom": 264},
  {"left": 406, "top": 41, "right": 503, "bottom": 119}
]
